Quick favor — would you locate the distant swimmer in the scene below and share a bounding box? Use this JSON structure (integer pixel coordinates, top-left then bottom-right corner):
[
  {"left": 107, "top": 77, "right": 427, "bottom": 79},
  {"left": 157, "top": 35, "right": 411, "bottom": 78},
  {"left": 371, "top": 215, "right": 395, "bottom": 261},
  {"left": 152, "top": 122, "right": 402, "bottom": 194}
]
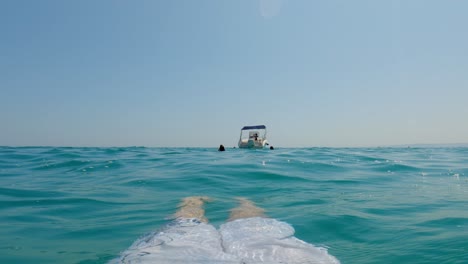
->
[
  {"left": 218, "top": 144, "right": 225, "bottom": 151},
  {"left": 110, "top": 196, "right": 340, "bottom": 264},
  {"left": 270, "top": 146, "right": 274, "bottom": 150}
]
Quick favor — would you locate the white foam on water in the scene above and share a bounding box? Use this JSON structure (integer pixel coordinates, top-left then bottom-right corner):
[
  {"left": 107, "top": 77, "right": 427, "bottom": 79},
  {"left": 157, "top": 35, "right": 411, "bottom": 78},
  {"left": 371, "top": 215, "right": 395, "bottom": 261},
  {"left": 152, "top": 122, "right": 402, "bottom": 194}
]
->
[{"left": 111, "top": 217, "right": 340, "bottom": 264}]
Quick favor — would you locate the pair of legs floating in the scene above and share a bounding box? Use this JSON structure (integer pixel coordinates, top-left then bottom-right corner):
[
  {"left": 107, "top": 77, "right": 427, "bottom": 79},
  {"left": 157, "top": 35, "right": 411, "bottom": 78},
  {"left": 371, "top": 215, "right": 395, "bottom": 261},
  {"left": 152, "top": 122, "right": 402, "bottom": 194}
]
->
[
  {"left": 174, "top": 196, "right": 265, "bottom": 223},
  {"left": 114, "top": 196, "right": 341, "bottom": 263}
]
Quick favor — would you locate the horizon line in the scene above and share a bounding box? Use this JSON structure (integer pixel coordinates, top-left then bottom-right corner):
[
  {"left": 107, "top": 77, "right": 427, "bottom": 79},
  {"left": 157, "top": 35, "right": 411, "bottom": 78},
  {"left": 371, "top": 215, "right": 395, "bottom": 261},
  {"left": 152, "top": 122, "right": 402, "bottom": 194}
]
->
[{"left": 2, "top": 143, "right": 468, "bottom": 148}]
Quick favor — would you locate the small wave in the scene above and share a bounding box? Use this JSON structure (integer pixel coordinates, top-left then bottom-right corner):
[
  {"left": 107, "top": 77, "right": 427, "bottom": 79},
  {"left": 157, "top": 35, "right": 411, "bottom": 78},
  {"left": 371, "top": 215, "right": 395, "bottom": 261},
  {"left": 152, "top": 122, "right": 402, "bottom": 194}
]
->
[
  {"left": 31, "top": 159, "right": 90, "bottom": 171},
  {"left": 418, "top": 217, "right": 468, "bottom": 227},
  {"left": 0, "top": 187, "right": 63, "bottom": 199},
  {"left": 369, "top": 162, "right": 421, "bottom": 173},
  {"left": 0, "top": 197, "right": 120, "bottom": 208}
]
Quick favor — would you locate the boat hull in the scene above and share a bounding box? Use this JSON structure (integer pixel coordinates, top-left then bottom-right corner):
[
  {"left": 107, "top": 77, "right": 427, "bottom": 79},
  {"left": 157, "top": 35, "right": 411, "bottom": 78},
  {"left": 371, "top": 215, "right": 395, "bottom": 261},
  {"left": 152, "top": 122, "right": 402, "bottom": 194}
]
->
[{"left": 238, "top": 139, "right": 268, "bottom": 149}]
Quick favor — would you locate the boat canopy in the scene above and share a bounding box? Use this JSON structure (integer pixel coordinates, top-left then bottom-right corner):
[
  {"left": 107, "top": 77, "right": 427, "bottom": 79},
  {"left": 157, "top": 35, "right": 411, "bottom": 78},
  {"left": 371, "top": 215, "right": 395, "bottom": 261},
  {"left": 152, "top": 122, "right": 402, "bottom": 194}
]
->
[{"left": 241, "top": 125, "right": 266, "bottom": 130}]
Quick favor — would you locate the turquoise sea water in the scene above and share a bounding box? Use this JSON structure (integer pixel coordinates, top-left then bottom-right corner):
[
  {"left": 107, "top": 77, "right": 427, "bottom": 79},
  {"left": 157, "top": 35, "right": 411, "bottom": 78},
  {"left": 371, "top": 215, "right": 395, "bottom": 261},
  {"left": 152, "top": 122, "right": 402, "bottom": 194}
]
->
[{"left": 1, "top": 147, "right": 467, "bottom": 263}]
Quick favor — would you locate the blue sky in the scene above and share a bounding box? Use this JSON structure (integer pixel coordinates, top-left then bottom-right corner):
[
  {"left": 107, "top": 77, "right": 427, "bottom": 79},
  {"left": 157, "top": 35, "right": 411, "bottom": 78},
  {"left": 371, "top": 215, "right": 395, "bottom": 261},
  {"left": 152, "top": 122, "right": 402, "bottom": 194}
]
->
[{"left": 1, "top": 0, "right": 467, "bottom": 147}]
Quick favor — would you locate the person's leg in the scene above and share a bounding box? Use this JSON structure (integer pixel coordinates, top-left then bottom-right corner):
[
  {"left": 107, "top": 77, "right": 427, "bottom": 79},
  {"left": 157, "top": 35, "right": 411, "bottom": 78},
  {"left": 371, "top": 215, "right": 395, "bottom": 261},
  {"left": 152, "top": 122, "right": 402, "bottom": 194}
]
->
[
  {"left": 220, "top": 198, "right": 340, "bottom": 264},
  {"left": 174, "top": 196, "right": 211, "bottom": 223},
  {"left": 227, "top": 197, "right": 266, "bottom": 221}
]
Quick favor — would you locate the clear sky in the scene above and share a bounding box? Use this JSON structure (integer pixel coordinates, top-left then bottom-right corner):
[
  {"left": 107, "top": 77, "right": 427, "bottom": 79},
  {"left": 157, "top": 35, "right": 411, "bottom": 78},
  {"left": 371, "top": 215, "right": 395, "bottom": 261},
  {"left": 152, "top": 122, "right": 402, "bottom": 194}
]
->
[{"left": 1, "top": 0, "right": 467, "bottom": 147}]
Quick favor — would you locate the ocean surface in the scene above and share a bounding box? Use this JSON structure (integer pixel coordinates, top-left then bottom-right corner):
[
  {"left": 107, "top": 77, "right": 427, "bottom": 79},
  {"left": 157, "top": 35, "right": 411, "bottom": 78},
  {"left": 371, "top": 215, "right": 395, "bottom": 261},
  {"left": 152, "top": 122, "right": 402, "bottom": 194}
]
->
[{"left": 1, "top": 146, "right": 467, "bottom": 263}]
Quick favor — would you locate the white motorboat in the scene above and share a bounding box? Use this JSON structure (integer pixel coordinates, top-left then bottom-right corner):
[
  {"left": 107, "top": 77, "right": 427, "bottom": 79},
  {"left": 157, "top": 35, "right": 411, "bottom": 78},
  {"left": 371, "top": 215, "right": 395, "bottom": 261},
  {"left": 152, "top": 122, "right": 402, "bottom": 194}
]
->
[{"left": 238, "top": 125, "right": 269, "bottom": 149}]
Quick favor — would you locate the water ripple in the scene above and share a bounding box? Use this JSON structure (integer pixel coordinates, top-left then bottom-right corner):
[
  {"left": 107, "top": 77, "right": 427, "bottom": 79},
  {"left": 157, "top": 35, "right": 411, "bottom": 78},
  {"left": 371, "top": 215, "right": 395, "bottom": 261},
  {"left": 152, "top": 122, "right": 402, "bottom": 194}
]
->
[{"left": 1, "top": 147, "right": 468, "bottom": 263}]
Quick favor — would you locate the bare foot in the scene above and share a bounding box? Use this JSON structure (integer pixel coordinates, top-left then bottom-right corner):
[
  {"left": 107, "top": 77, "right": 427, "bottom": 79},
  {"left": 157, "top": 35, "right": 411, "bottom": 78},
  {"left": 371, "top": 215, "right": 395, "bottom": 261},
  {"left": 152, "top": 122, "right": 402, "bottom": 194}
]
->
[
  {"left": 174, "top": 196, "right": 212, "bottom": 223},
  {"left": 228, "top": 197, "right": 266, "bottom": 221}
]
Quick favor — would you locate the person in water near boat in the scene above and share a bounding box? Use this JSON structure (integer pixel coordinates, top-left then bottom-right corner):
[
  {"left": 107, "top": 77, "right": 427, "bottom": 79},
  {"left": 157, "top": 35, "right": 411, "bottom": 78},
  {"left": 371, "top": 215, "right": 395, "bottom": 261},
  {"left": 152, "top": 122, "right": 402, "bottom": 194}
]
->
[
  {"left": 218, "top": 144, "right": 225, "bottom": 151},
  {"left": 111, "top": 196, "right": 340, "bottom": 264}
]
